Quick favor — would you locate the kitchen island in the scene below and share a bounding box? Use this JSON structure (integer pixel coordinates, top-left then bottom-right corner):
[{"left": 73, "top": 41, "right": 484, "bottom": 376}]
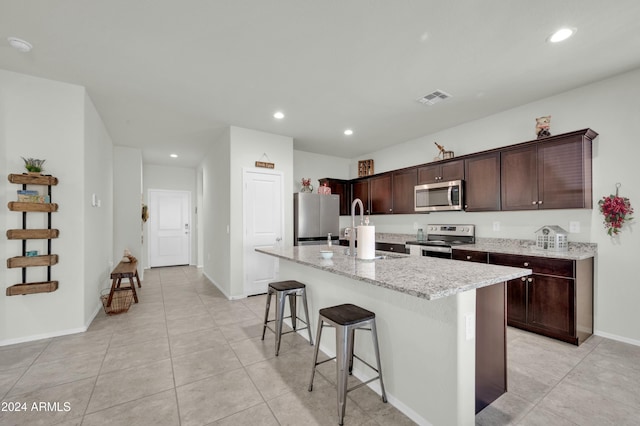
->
[{"left": 257, "top": 245, "right": 531, "bottom": 425}]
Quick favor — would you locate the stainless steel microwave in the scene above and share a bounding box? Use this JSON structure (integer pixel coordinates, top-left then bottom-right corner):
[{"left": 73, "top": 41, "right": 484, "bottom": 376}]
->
[{"left": 414, "top": 180, "right": 464, "bottom": 212}]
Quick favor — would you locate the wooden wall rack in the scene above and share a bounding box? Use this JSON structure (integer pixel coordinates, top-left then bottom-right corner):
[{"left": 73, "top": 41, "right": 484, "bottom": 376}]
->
[{"left": 6, "top": 173, "right": 59, "bottom": 296}]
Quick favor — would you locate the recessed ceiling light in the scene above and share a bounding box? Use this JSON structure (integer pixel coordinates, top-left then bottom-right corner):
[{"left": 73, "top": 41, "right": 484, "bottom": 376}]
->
[
  {"left": 170, "top": 154, "right": 178, "bottom": 158},
  {"left": 7, "top": 37, "right": 33, "bottom": 53},
  {"left": 344, "top": 129, "right": 353, "bottom": 136},
  {"left": 548, "top": 28, "right": 576, "bottom": 43},
  {"left": 273, "top": 111, "right": 285, "bottom": 119}
]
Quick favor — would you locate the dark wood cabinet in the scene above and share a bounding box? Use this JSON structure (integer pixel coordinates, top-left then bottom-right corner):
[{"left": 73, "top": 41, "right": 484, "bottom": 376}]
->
[
  {"left": 351, "top": 179, "right": 370, "bottom": 215},
  {"left": 501, "top": 130, "right": 595, "bottom": 211},
  {"left": 324, "top": 128, "right": 596, "bottom": 215},
  {"left": 318, "top": 178, "right": 351, "bottom": 215},
  {"left": 452, "top": 249, "right": 488, "bottom": 263},
  {"left": 489, "top": 252, "right": 593, "bottom": 345},
  {"left": 464, "top": 152, "right": 501, "bottom": 211},
  {"left": 375, "top": 242, "right": 408, "bottom": 254},
  {"left": 392, "top": 168, "right": 417, "bottom": 214},
  {"left": 417, "top": 160, "right": 464, "bottom": 184},
  {"left": 369, "top": 173, "right": 393, "bottom": 214}
]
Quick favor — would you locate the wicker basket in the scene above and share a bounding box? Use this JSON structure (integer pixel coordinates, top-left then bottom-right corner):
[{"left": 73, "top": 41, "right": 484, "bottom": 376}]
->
[{"left": 100, "top": 287, "right": 134, "bottom": 315}]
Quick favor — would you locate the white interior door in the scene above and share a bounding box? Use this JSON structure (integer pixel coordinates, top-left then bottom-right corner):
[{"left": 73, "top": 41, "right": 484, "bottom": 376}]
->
[
  {"left": 149, "top": 189, "right": 191, "bottom": 267},
  {"left": 243, "top": 169, "right": 284, "bottom": 296}
]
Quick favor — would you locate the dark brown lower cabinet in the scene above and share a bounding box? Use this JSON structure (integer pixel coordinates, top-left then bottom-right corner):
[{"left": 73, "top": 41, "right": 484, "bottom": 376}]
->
[{"left": 489, "top": 253, "right": 593, "bottom": 345}]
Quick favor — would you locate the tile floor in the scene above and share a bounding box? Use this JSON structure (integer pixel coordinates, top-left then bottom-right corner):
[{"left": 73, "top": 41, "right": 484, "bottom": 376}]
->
[{"left": 0, "top": 266, "right": 639, "bottom": 425}]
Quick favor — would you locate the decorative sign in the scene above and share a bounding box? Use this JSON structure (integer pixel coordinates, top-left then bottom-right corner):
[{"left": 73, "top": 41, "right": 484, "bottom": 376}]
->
[{"left": 255, "top": 161, "right": 275, "bottom": 169}]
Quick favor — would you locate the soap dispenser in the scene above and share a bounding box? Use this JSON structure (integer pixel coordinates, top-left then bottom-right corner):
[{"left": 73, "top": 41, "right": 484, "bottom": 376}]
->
[{"left": 327, "top": 233, "right": 332, "bottom": 247}]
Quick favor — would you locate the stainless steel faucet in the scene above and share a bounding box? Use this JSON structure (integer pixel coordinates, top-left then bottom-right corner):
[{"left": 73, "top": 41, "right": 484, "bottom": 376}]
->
[{"left": 349, "top": 198, "right": 364, "bottom": 256}]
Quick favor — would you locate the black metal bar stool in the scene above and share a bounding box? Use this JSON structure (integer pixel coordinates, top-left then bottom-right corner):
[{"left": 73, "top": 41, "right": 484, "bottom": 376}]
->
[
  {"left": 308, "top": 303, "right": 387, "bottom": 425},
  {"left": 261, "top": 280, "right": 313, "bottom": 356}
]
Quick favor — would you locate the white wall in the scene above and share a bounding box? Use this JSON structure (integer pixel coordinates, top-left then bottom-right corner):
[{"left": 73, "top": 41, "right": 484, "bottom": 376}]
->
[
  {"left": 200, "top": 126, "right": 293, "bottom": 298},
  {"left": 348, "top": 68, "right": 640, "bottom": 343},
  {"left": 83, "top": 93, "right": 114, "bottom": 325},
  {"left": 201, "top": 129, "right": 231, "bottom": 294},
  {"left": 142, "top": 164, "right": 197, "bottom": 269},
  {"left": 293, "top": 150, "right": 351, "bottom": 192},
  {"left": 113, "top": 147, "right": 143, "bottom": 271},
  {"left": 1, "top": 70, "right": 112, "bottom": 344}
]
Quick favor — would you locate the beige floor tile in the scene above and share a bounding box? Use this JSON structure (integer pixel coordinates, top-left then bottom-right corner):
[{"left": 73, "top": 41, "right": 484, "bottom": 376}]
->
[
  {"left": 176, "top": 369, "right": 264, "bottom": 426},
  {"left": 537, "top": 381, "right": 640, "bottom": 426},
  {"left": 0, "top": 367, "right": 26, "bottom": 399},
  {"left": 86, "top": 358, "right": 174, "bottom": 414},
  {"left": 210, "top": 303, "right": 261, "bottom": 326},
  {"left": 245, "top": 349, "right": 315, "bottom": 401},
  {"left": 0, "top": 341, "right": 49, "bottom": 372},
  {"left": 517, "top": 406, "right": 578, "bottom": 426},
  {"left": 100, "top": 336, "right": 170, "bottom": 374},
  {"left": 172, "top": 344, "right": 243, "bottom": 386},
  {"left": 218, "top": 317, "right": 265, "bottom": 343},
  {"left": 9, "top": 352, "right": 103, "bottom": 396},
  {"left": 475, "top": 391, "right": 535, "bottom": 426},
  {"left": 108, "top": 322, "right": 168, "bottom": 348},
  {"left": 0, "top": 377, "right": 94, "bottom": 426},
  {"left": 169, "top": 328, "right": 228, "bottom": 358},
  {"left": 35, "top": 330, "right": 112, "bottom": 363},
  {"left": 211, "top": 402, "right": 279, "bottom": 426},
  {"left": 230, "top": 336, "right": 278, "bottom": 366},
  {"left": 82, "top": 389, "right": 180, "bottom": 426},
  {"left": 166, "top": 311, "right": 217, "bottom": 336}
]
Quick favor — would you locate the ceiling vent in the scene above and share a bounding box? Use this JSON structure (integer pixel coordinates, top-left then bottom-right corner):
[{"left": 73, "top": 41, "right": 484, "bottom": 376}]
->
[{"left": 417, "top": 90, "right": 452, "bottom": 106}]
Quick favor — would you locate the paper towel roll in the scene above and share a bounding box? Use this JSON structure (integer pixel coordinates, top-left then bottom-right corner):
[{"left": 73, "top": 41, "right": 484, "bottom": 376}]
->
[{"left": 357, "top": 225, "right": 376, "bottom": 260}]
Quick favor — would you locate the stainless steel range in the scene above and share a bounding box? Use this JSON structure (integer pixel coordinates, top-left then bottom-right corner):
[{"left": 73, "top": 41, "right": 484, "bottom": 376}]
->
[{"left": 406, "top": 224, "right": 475, "bottom": 258}]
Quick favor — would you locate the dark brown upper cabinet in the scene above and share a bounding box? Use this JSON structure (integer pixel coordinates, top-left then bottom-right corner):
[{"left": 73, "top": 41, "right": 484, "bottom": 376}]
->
[
  {"left": 392, "top": 168, "right": 418, "bottom": 214},
  {"left": 501, "top": 130, "right": 595, "bottom": 211},
  {"left": 351, "top": 178, "right": 371, "bottom": 215},
  {"left": 417, "top": 159, "right": 464, "bottom": 184},
  {"left": 318, "top": 178, "right": 351, "bottom": 215},
  {"left": 369, "top": 173, "right": 393, "bottom": 214},
  {"left": 464, "top": 152, "right": 501, "bottom": 211}
]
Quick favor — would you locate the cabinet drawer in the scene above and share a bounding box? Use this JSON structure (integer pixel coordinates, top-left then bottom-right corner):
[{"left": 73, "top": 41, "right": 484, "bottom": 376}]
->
[
  {"left": 376, "top": 242, "right": 407, "bottom": 254},
  {"left": 452, "top": 249, "right": 488, "bottom": 263},
  {"left": 489, "top": 253, "right": 574, "bottom": 278}
]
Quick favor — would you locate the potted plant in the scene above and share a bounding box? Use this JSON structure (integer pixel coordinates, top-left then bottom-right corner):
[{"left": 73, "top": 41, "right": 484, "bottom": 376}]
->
[{"left": 22, "top": 157, "right": 46, "bottom": 175}]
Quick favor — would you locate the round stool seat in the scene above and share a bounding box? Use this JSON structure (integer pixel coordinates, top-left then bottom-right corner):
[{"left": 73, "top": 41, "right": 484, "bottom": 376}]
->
[
  {"left": 269, "top": 280, "right": 306, "bottom": 292},
  {"left": 319, "top": 303, "right": 375, "bottom": 326}
]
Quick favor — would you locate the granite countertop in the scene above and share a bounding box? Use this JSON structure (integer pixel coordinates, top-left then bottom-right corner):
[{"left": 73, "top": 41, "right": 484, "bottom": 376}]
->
[
  {"left": 454, "top": 238, "right": 597, "bottom": 260},
  {"left": 257, "top": 245, "right": 531, "bottom": 300}
]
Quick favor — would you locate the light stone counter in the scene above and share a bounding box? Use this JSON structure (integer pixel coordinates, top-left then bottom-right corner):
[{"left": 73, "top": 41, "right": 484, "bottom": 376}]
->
[
  {"left": 456, "top": 238, "right": 597, "bottom": 260},
  {"left": 257, "top": 245, "right": 531, "bottom": 300}
]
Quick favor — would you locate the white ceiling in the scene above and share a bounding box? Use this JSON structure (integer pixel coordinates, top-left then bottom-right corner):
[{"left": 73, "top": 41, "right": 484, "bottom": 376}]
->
[{"left": 1, "top": 1, "right": 639, "bottom": 167}]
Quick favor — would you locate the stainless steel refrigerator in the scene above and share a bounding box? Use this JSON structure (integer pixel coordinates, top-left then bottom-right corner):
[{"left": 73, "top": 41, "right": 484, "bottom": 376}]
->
[{"left": 294, "top": 193, "right": 340, "bottom": 245}]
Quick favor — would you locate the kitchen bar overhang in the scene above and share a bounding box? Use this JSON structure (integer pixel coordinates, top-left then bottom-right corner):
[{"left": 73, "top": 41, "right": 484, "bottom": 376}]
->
[{"left": 257, "top": 245, "right": 531, "bottom": 425}]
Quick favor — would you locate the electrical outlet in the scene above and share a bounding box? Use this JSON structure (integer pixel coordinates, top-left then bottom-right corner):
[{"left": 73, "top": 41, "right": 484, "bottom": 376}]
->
[
  {"left": 493, "top": 221, "right": 500, "bottom": 232},
  {"left": 465, "top": 313, "right": 475, "bottom": 340},
  {"left": 569, "top": 221, "right": 580, "bottom": 233}
]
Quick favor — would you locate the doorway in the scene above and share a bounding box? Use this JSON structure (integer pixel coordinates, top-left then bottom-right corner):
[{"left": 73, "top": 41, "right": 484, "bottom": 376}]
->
[
  {"left": 148, "top": 189, "right": 191, "bottom": 267},
  {"left": 243, "top": 169, "right": 284, "bottom": 296}
]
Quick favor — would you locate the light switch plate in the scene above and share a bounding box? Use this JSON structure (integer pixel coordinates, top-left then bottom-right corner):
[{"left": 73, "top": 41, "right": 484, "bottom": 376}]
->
[
  {"left": 493, "top": 221, "right": 500, "bottom": 232},
  {"left": 569, "top": 221, "right": 580, "bottom": 233}
]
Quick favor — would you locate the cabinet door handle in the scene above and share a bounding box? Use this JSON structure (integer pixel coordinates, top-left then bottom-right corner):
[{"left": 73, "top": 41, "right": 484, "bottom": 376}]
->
[
  {"left": 390, "top": 247, "right": 394, "bottom": 251},
  {"left": 527, "top": 277, "right": 534, "bottom": 283},
  {"left": 531, "top": 201, "right": 537, "bottom": 205},
  {"left": 521, "top": 277, "right": 527, "bottom": 281},
  {"left": 523, "top": 262, "right": 529, "bottom": 267},
  {"left": 538, "top": 200, "right": 543, "bottom": 205},
  {"left": 466, "top": 256, "right": 472, "bottom": 260}
]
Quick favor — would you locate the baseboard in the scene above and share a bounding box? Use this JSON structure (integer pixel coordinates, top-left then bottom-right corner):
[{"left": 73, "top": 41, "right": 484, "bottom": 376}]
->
[
  {"left": 0, "top": 326, "right": 87, "bottom": 347},
  {"left": 594, "top": 330, "right": 640, "bottom": 347},
  {"left": 202, "top": 271, "right": 245, "bottom": 300}
]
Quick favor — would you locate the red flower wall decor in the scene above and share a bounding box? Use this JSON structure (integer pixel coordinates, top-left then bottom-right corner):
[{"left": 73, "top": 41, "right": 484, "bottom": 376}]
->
[{"left": 598, "top": 184, "right": 634, "bottom": 236}]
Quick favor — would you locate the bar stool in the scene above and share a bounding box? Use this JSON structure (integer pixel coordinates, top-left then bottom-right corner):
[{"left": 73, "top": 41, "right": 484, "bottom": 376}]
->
[
  {"left": 308, "top": 303, "right": 387, "bottom": 425},
  {"left": 261, "top": 280, "right": 313, "bottom": 356}
]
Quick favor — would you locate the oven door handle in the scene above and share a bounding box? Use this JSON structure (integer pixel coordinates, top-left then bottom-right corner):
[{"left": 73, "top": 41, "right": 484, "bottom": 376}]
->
[{"left": 421, "top": 246, "right": 452, "bottom": 254}]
